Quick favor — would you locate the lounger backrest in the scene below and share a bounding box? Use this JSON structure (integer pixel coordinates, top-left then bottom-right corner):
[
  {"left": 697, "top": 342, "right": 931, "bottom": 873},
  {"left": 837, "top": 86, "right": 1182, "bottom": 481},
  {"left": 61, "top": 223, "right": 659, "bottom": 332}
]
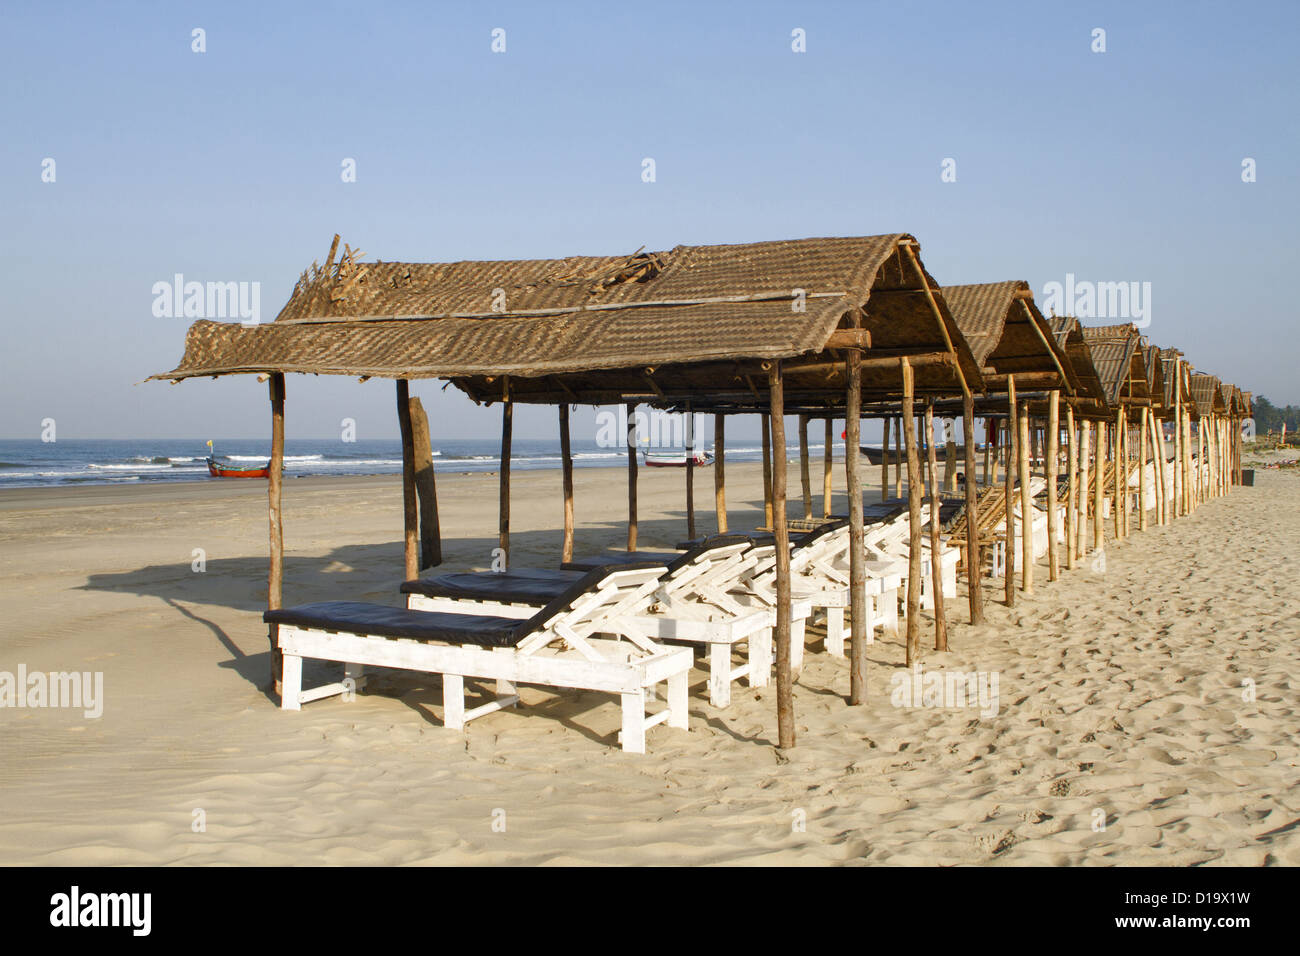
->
[{"left": 524, "top": 562, "right": 667, "bottom": 635}]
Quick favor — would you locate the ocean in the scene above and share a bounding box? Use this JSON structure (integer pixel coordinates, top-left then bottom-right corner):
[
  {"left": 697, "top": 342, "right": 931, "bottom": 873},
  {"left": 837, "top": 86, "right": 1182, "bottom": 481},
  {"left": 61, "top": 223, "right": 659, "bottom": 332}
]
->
[{"left": 0, "top": 437, "right": 847, "bottom": 489}]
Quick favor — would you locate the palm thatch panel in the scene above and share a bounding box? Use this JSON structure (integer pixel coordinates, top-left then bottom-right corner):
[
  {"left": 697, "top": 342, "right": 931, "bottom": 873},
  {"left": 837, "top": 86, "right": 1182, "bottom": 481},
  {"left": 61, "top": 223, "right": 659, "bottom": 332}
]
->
[{"left": 942, "top": 281, "right": 1079, "bottom": 391}]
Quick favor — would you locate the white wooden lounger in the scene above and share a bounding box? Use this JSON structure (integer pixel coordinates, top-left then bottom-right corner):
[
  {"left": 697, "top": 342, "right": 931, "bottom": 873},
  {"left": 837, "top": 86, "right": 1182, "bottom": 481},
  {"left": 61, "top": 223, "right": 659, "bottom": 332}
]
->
[{"left": 267, "top": 564, "right": 693, "bottom": 754}]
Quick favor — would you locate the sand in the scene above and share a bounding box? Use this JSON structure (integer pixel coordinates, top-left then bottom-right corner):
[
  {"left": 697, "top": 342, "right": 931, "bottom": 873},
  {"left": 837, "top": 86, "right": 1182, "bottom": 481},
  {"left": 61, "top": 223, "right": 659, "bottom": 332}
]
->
[{"left": 1, "top": 454, "right": 1297, "bottom": 866}]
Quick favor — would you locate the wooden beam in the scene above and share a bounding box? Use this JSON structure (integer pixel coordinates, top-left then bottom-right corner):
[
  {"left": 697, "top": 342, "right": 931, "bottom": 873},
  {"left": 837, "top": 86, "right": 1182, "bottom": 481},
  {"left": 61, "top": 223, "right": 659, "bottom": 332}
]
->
[
  {"left": 769, "top": 362, "right": 795, "bottom": 749},
  {"left": 396, "top": 380, "right": 419, "bottom": 581},
  {"left": 409, "top": 396, "right": 441, "bottom": 569},
  {"left": 626, "top": 402, "right": 638, "bottom": 550},
  {"left": 267, "top": 372, "right": 286, "bottom": 695},
  {"left": 845, "top": 351, "right": 867, "bottom": 703},
  {"left": 925, "top": 400, "right": 948, "bottom": 651},
  {"left": 559, "top": 403, "right": 575, "bottom": 563},
  {"left": 901, "top": 357, "right": 923, "bottom": 665},
  {"left": 902, "top": 243, "right": 971, "bottom": 400},
  {"left": 714, "top": 412, "right": 727, "bottom": 533},
  {"left": 963, "top": 392, "right": 984, "bottom": 624},
  {"left": 824, "top": 328, "right": 872, "bottom": 350}
]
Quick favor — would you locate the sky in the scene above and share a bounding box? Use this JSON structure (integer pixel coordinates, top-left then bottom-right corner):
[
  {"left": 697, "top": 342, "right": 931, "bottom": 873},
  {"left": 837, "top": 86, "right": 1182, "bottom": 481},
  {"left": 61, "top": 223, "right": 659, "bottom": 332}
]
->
[{"left": 1, "top": 0, "right": 1296, "bottom": 444}]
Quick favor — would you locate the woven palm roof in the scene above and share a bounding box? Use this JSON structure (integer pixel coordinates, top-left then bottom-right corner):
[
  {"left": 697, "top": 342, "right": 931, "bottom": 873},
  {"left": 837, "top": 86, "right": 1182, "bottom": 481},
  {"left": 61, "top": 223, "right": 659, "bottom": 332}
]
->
[
  {"left": 1141, "top": 343, "right": 1167, "bottom": 413},
  {"left": 940, "top": 281, "right": 1080, "bottom": 393},
  {"left": 1081, "top": 323, "right": 1149, "bottom": 408},
  {"left": 1045, "top": 316, "right": 1109, "bottom": 412},
  {"left": 1189, "top": 373, "right": 1227, "bottom": 416},
  {"left": 153, "top": 234, "right": 984, "bottom": 405}
]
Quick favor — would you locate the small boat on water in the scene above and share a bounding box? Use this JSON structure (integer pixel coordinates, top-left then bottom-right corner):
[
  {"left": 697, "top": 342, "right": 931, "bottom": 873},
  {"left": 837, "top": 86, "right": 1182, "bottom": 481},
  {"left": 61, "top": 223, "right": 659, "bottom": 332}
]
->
[
  {"left": 643, "top": 450, "right": 714, "bottom": 468},
  {"left": 207, "top": 457, "right": 270, "bottom": 478},
  {"left": 860, "top": 444, "right": 972, "bottom": 466}
]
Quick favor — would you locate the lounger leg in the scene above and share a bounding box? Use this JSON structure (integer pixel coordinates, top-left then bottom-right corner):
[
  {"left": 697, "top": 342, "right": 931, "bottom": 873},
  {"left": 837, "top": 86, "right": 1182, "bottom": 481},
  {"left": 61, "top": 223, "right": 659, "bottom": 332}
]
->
[
  {"left": 883, "top": 588, "right": 900, "bottom": 641},
  {"left": 825, "top": 606, "right": 845, "bottom": 658},
  {"left": 791, "top": 616, "right": 806, "bottom": 673},
  {"left": 708, "top": 643, "right": 731, "bottom": 708},
  {"left": 666, "top": 670, "right": 688, "bottom": 730},
  {"left": 620, "top": 688, "right": 647, "bottom": 754},
  {"left": 281, "top": 653, "right": 302, "bottom": 711},
  {"left": 443, "top": 673, "right": 465, "bottom": 730},
  {"left": 750, "top": 628, "right": 772, "bottom": 687},
  {"left": 494, "top": 647, "right": 516, "bottom": 699}
]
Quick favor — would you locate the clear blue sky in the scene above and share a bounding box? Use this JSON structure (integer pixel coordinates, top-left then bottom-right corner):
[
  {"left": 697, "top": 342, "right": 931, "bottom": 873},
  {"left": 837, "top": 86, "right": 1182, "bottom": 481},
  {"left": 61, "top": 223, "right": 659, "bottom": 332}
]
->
[{"left": 2, "top": 0, "right": 1295, "bottom": 443}]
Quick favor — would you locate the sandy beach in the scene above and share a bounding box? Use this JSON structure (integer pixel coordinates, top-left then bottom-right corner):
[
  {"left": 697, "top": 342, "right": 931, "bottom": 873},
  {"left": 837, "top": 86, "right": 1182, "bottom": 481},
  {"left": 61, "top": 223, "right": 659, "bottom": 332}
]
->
[{"left": 1, "top": 456, "right": 1297, "bottom": 866}]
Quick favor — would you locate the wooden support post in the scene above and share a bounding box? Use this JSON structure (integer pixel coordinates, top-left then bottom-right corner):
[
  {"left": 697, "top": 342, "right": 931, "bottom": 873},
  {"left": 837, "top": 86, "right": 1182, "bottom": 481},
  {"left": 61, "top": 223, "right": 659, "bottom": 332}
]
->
[
  {"left": 685, "top": 405, "right": 696, "bottom": 540},
  {"left": 894, "top": 417, "right": 903, "bottom": 498},
  {"left": 1018, "top": 401, "right": 1033, "bottom": 595},
  {"left": 408, "top": 396, "right": 441, "bottom": 569},
  {"left": 267, "top": 372, "right": 285, "bottom": 694},
  {"left": 498, "top": 397, "right": 513, "bottom": 569},
  {"left": 925, "top": 400, "right": 948, "bottom": 651},
  {"left": 1065, "top": 405, "right": 1077, "bottom": 570},
  {"left": 822, "top": 417, "right": 834, "bottom": 518},
  {"left": 798, "top": 414, "right": 812, "bottom": 519},
  {"left": 559, "top": 403, "right": 575, "bottom": 563},
  {"left": 396, "top": 380, "right": 419, "bottom": 581},
  {"left": 714, "top": 412, "right": 727, "bottom": 534},
  {"left": 983, "top": 422, "right": 991, "bottom": 488},
  {"left": 626, "top": 402, "right": 638, "bottom": 550},
  {"left": 761, "top": 412, "right": 773, "bottom": 530},
  {"left": 1005, "top": 385, "right": 1017, "bottom": 607},
  {"left": 1047, "top": 391, "right": 1060, "bottom": 582},
  {"left": 1114, "top": 408, "right": 1124, "bottom": 540},
  {"left": 901, "top": 358, "right": 923, "bottom": 663},
  {"left": 768, "top": 363, "right": 795, "bottom": 749},
  {"left": 963, "top": 392, "right": 984, "bottom": 624},
  {"left": 881, "top": 413, "right": 891, "bottom": 502},
  {"left": 1138, "top": 408, "right": 1149, "bottom": 531},
  {"left": 1172, "top": 363, "right": 1183, "bottom": 516},
  {"left": 1094, "top": 420, "right": 1105, "bottom": 554},
  {"left": 1079, "top": 420, "right": 1091, "bottom": 559},
  {"left": 845, "top": 352, "right": 867, "bottom": 703}
]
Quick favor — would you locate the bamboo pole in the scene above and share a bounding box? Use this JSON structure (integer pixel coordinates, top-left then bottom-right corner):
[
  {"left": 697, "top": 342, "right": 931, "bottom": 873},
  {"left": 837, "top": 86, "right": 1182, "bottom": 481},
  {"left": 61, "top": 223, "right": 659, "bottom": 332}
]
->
[
  {"left": 822, "top": 417, "right": 833, "bottom": 518},
  {"left": 881, "top": 412, "right": 891, "bottom": 502},
  {"left": 626, "top": 402, "right": 638, "bottom": 550},
  {"left": 267, "top": 372, "right": 285, "bottom": 694},
  {"left": 685, "top": 405, "right": 696, "bottom": 540},
  {"left": 983, "top": 422, "right": 991, "bottom": 488},
  {"left": 1005, "top": 386, "right": 1017, "bottom": 607},
  {"left": 1018, "top": 401, "right": 1033, "bottom": 595},
  {"left": 768, "top": 363, "right": 795, "bottom": 749},
  {"left": 1079, "top": 420, "right": 1090, "bottom": 559},
  {"left": 408, "top": 396, "right": 441, "bottom": 569},
  {"left": 894, "top": 417, "right": 903, "bottom": 498},
  {"left": 963, "top": 392, "right": 984, "bottom": 624},
  {"left": 1094, "top": 420, "right": 1105, "bottom": 555},
  {"left": 901, "top": 358, "right": 922, "bottom": 664},
  {"left": 1173, "top": 363, "right": 1183, "bottom": 516},
  {"left": 1114, "top": 407, "right": 1124, "bottom": 540},
  {"left": 798, "top": 414, "right": 812, "bottom": 519},
  {"left": 1138, "top": 408, "right": 1149, "bottom": 531},
  {"left": 845, "top": 353, "right": 867, "bottom": 703},
  {"left": 925, "top": 400, "right": 948, "bottom": 651},
  {"left": 498, "top": 397, "right": 513, "bottom": 568},
  {"left": 1047, "top": 392, "right": 1060, "bottom": 582},
  {"left": 396, "top": 380, "right": 419, "bottom": 581},
  {"left": 1065, "top": 405, "right": 1076, "bottom": 570},
  {"left": 714, "top": 412, "right": 727, "bottom": 534},
  {"left": 944, "top": 420, "right": 957, "bottom": 492},
  {"left": 559, "top": 403, "right": 575, "bottom": 563},
  {"left": 761, "top": 412, "right": 773, "bottom": 529}
]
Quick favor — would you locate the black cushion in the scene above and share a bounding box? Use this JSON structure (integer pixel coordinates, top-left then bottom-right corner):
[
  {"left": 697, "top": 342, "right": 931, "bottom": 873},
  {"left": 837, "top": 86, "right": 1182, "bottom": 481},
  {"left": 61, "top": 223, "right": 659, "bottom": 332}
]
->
[
  {"left": 401, "top": 567, "right": 584, "bottom": 604},
  {"left": 562, "top": 535, "right": 752, "bottom": 574},
  {"left": 269, "top": 561, "right": 668, "bottom": 648}
]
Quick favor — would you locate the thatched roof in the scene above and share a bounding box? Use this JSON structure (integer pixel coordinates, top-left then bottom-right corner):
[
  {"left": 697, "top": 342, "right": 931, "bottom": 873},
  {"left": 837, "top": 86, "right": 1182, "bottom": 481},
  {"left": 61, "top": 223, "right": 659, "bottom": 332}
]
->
[
  {"left": 1141, "top": 342, "right": 1167, "bottom": 413},
  {"left": 1081, "top": 323, "right": 1149, "bottom": 409},
  {"left": 1045, "top": 316, "right": 1109, "bottom": 413},
  {"left": 153, "top": 234, "right": 984, "bottom": 407},
  {"left": 1159, "top": 348, "right": 1198, "bottom": 417},
  {"left": 1188, "top": 373, "right": 1228, "bottom": 417},
  {"left": 940, "top": 281, "right": 1080, "bottom": 393}
]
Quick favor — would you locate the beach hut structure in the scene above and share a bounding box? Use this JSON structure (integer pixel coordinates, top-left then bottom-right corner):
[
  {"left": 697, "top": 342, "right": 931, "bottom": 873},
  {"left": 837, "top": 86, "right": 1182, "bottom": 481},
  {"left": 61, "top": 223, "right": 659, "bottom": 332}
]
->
[{"left": 154, "top": 233, "right": 986, "bottom": 748}]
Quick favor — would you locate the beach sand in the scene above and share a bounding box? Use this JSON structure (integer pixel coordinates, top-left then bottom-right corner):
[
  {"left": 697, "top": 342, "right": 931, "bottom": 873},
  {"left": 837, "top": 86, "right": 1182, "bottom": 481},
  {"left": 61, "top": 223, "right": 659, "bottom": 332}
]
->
[{"left": 1, "top": 455, "right": 1297, "bottom": 865}]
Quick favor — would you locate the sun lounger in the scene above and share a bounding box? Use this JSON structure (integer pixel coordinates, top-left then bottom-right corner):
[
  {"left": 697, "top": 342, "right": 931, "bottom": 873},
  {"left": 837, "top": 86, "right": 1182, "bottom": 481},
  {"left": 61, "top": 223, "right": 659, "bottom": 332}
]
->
[
  {"left": 268, "top": 563, "right": 692, "bottom": 754},
  {"left": 405, "top": 535, "right": 794, "bottom": 708}
]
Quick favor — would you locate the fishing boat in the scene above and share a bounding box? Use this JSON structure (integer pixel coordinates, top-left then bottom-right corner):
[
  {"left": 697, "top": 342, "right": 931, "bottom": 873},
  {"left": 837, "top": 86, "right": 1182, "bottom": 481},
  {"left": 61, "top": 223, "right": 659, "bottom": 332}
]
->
[
  {"left": 859, "top": 444, "right": 969, "bottom": 466},
  {"left": 206, "top": 457, "right": 270, "bottom": 478},
  {"left": 643, "top": 450, "right": 714, "bottom": 468},
  {"left": 204, "top": 440, "right": 269, "bottom": 478}
]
